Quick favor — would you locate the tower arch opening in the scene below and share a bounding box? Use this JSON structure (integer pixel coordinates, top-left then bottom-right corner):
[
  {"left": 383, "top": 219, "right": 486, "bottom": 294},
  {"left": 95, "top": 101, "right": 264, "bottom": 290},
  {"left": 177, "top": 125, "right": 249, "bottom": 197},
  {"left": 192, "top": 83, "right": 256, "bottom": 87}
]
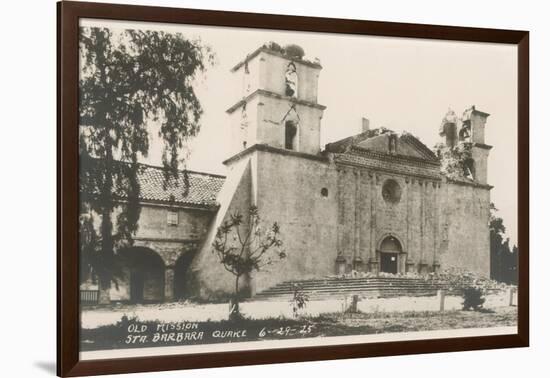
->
[{"left": 285, "top": 120, "right": 298, "bottom": 150}]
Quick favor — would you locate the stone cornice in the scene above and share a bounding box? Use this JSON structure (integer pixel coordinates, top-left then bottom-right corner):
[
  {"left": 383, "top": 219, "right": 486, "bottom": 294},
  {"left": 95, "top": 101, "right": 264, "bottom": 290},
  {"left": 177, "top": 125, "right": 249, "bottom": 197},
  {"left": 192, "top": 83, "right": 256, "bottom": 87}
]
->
[
  {"left": 226, "top": 89, "right": 326, "bottom": 114},
  {"left": 334, "top": 157, "right": 443, "bottom": 181},
  {"left": 349, "top": 146, "right": 441, "bottom": 168},
  {"left": 446, "top": 178, "right": 493, "bottom": 190}
]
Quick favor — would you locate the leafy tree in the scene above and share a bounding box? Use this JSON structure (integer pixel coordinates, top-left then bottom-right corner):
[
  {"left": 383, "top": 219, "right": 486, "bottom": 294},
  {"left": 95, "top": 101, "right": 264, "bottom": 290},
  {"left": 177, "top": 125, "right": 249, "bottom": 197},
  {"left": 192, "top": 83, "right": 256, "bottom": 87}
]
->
[
  {"left": 212, "top": 206, "right": 286, "bottom": 320},
  {"left": 489, "top": 203, "right": 518, "bottom": 284},
  {"left": 79, "top": 27, "right": 214, "bottom": 303}
]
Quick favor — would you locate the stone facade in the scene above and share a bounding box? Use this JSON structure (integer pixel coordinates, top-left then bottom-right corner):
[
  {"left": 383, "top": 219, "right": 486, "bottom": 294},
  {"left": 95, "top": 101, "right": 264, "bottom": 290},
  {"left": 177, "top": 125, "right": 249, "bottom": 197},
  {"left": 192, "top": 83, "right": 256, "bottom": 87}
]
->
[
  {"left": 81, "top": 43, "right": 492, "bottom": 303},
  {"left": 191, "top": 43, "right": 492, "bottom": 297}
]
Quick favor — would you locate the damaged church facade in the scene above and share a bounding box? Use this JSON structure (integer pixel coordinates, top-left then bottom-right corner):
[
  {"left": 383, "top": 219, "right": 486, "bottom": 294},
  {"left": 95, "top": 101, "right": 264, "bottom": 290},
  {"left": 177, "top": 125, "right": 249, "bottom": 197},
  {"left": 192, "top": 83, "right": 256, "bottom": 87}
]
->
[{"left": 82, "top": 43, "right": 493, "bottom": 303}]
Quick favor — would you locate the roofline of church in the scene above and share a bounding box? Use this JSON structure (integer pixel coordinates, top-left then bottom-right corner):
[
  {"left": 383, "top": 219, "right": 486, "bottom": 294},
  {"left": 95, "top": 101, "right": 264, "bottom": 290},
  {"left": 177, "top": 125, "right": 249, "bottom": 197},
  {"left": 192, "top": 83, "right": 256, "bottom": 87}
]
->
[
  {"left": 230, "top": 46, "right": 323, "bottom": 73},
  {"left": 226, "top": 89, "right": 327, "bottom": 114},
  {"left": 333, "top": 157, "right": 443, "bottom": 182},
  {"left": 132, "top": 160, "right": 227, "bottom": 180},
  {"left": 325, "top": 130, "right": 440, "bottom": 164},
  {"left": 446, "top": 177, "right": 494, "bottom": 190},
  {"left": 222, "top": 143, "right": 329, "bottom": 166}
]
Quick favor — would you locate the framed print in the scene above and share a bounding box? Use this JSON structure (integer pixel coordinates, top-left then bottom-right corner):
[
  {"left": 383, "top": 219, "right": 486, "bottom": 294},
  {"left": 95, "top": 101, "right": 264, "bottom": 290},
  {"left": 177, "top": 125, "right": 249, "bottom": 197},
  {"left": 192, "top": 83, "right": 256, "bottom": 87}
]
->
[{"left": 57, "top": 1, "right": 529, "bottom": 376}]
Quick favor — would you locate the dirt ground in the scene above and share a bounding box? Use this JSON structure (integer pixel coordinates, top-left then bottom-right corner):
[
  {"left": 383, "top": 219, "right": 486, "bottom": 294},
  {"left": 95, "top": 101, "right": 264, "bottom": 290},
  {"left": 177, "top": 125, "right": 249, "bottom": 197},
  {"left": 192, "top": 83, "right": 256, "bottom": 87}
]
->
[
  {"left": 81, "top": 306, "right": 517, "bottom": 351},
  {"left": 81, "top": 292, "right": 514, "bottom": 329},
  {"left": 323, "top": 307, "right": 517, "bottom": 336}
]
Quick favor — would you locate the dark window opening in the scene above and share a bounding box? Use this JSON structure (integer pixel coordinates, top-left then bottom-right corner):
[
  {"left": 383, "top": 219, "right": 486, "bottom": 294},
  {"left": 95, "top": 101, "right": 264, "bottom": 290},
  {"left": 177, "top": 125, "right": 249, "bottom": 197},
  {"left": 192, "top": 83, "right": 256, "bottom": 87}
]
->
[
  {"left": 321, "top": 188, "right": 329, "bottom": 197},
  {"left": 380, "top": 253, "right": 398, "bottom": 274},
  {"left": 459, "top": 121, "right": 472, "bottom": 142},
  {"left": 285, "top": 120, "right": 297, "bottom": 150},
  {"left": 463, "top": 158, "right": 476, "bottom": 180},
  {"left": 382, "top": 179, "right": 402, "bottom": 204}
]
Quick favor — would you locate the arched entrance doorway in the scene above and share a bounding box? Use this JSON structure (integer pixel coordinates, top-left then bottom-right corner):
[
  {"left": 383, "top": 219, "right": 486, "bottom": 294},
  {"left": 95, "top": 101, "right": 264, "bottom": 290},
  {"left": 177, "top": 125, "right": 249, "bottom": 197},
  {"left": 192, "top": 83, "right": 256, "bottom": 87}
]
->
[
  {"left": 118, "top": 247, "right": 165, "bottom": 303},
  {"left": 378, "top": 235, "right": 403, "bottom": 274},
  {"left": 174, "top": 252, "right": 196, "bottom": 300}
]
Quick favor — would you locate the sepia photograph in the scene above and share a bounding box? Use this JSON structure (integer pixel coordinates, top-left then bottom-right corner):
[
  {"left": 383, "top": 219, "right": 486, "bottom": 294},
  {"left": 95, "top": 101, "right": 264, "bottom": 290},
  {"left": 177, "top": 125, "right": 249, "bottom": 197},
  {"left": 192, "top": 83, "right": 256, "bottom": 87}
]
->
[{"left": 76, "top": 17, "right": 519, "bottom": 361}]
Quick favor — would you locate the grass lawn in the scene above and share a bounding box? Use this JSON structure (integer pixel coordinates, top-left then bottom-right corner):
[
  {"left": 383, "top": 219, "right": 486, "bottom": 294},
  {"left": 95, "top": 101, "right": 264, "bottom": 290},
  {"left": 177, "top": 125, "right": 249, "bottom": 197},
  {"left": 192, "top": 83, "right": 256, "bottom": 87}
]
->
[{"left": 81, "top": 307, "right": 516, "bottom": 351}]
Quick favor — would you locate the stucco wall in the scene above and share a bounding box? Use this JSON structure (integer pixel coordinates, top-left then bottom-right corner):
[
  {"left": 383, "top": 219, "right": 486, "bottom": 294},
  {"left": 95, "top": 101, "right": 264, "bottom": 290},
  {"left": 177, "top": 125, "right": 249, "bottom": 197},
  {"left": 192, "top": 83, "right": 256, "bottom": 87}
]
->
[
  {"left": 134, "top": 206, "right": 212, "bottom": 244},
  {"left": 90, "top": 204, "right": 214, "bottom": 266},
  {"left": 228, "top": 93, "right": 324, "bottom": 156},
  {"left": 252, "top": 150, "right": 338, "bottom": 293},
  {"left": 258, "top": 51, "right": 321, "bottom": 103},
  {"left": 438, "top": 181, "right": 491, "bottom": 277},
  {"left": 228, "top": 96, "right": 260, "bottom": 155},
  {"left": 259, "top": 95, "right": 323, "bottom": 155},
  {"left": 191, "top": 158, "right": 253, "bottom": 299},
  {"left": 228, "top": 50, "right": 324, "bottom": 157}
]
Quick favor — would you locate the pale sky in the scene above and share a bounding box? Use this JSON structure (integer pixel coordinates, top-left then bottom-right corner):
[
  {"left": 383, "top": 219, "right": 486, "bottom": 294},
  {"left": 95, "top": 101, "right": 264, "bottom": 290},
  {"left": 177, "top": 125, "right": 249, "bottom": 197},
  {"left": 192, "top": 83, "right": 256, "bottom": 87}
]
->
[{"left": 81, "top": 19, "right": 518, "bottom": 245}]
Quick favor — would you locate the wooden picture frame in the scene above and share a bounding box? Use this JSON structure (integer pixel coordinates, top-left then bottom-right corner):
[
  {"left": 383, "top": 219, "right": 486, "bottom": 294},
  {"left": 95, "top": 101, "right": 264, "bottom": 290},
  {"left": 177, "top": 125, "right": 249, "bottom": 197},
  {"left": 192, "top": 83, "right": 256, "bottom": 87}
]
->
[{"left": 58, "top": 1, "right": 529, "bottom": 376}]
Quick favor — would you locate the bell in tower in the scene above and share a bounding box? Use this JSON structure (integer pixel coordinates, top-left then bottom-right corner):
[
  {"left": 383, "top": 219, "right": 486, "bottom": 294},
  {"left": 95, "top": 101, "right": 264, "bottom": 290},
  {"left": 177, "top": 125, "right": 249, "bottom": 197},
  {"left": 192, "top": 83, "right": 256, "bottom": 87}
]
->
[{"left": 225, "top": 42, "right": 326, "bottom": 158}]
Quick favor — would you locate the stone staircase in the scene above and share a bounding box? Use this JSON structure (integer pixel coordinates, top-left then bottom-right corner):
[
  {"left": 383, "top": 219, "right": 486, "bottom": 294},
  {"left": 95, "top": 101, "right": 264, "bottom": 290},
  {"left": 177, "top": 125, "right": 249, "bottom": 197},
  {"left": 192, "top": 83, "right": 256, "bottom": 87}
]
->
[{"left": 254, "top": 276, "right": 448, "bottom": 301}]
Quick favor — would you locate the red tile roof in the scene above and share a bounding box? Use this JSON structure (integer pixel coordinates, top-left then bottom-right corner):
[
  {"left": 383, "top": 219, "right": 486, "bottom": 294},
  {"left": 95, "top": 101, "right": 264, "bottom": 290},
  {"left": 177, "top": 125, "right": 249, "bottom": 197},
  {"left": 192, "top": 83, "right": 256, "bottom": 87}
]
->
[
  {"left": 82, "top": 159, "right": 225, "bottom": 208},
  {"left": 135, "top": 164, "right": 225, "bottom": 207}
]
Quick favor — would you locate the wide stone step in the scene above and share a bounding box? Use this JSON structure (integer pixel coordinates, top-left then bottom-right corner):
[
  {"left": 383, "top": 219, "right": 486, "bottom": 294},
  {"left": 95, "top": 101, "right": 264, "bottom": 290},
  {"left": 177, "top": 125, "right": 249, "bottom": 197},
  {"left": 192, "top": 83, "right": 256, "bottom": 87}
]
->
[
  {"left": 260, "top": 282, "right": 443, "bottom": 292},
  {"left": 266, "top": 283, "right": 441, "bottom": 291},
  {"left": 270, "top": 277, "right": 438, "bottom": 285},
  {"left": 253, "top": 291, "right": 440, "bottom": 302},
  {"left": 257, "top": 288, "right": 439, "bottom": 297},
  {"left": 259, "top": 287, "right": 438, "bottom": 296},
  {"left": 269, "top": 280, "right": 445, "bottom": 288},
  {"left": 265, "top": 280, "right": 441, "bottom": 288},
  {"left": 254, "top": 277, "right": 448, "bottom": 300}
]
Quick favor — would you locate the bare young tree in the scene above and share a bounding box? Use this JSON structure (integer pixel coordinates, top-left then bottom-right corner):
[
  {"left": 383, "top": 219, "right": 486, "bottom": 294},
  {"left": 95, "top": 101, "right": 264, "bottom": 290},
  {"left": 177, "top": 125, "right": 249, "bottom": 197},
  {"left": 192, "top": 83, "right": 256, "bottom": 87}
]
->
[{"left": 212, "top": 206, "right": 286, "bottom": 320}]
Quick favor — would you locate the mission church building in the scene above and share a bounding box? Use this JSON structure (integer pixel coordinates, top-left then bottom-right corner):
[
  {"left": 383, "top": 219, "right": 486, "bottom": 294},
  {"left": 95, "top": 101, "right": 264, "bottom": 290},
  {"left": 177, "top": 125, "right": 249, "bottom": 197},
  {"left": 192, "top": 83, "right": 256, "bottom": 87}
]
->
[{"left": 81, "top": 43, "right": 493, "bottom": 304}]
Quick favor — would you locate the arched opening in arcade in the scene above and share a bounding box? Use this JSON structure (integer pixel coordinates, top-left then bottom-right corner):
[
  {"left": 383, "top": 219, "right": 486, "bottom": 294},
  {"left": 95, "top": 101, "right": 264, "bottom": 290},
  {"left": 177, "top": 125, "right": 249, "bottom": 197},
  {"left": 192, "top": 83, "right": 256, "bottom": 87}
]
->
[
  {"left": 118, "top": 247, "right": 165, "bottom": 303},
  {"left": 174, "top": 252, "right": 196, "bottom": 300}
]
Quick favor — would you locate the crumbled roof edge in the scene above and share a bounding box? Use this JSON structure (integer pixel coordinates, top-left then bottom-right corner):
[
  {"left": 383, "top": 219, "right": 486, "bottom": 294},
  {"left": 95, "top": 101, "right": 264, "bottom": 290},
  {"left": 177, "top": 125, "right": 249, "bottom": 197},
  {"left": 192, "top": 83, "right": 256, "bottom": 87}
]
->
[
  {"left": 324, "top": 128, "right": 439, "bottom": 163},
  {"left": 231, "top": 44, "right": 323, "bottom": 72}
]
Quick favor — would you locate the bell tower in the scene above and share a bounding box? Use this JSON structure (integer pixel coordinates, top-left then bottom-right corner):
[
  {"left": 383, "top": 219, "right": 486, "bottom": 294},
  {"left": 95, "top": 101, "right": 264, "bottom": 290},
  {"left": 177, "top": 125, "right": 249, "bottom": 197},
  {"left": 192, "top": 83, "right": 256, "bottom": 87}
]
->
[
  {"left": 225, "top": 43, "right": 326, "bottom": 158},
  {"left": 459, "top": 106, "right": 492, "bottom": 184}
]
